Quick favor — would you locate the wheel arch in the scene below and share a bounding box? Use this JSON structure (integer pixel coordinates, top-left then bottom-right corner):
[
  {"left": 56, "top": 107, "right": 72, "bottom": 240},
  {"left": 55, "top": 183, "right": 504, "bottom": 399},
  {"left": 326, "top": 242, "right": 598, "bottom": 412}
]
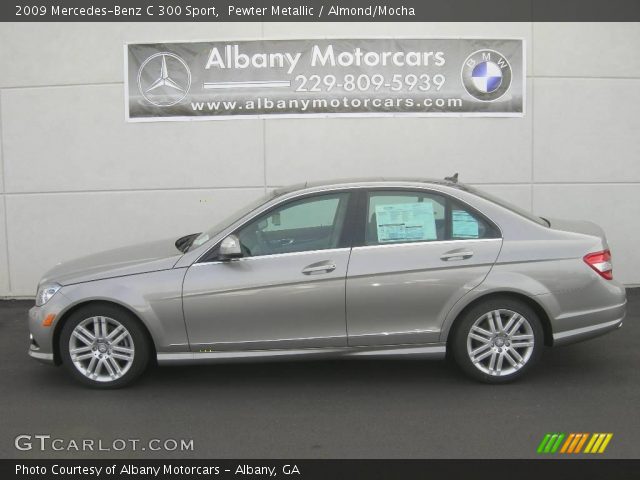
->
[
  {"left": 52, "top": 300, "right": 157, "bottom": 365},
  {"left": 444, "top": 291, "right": 554, "bottom": 349}
]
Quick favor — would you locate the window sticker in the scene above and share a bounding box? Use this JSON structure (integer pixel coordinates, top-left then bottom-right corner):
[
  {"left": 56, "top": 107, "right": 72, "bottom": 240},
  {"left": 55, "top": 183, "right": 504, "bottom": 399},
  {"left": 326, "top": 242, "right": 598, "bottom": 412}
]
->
[
  {"left": 375, "top": 202, "right": 437, "bottom": 243},
  {"left": 452, "top": 210, "right": 479, "bottom": 238}
]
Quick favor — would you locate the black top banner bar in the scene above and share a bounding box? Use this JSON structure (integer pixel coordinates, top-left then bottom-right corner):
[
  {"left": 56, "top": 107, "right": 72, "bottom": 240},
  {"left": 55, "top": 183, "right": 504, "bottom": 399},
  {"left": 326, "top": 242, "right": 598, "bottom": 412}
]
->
[{"left": 3, "top": 0, "right": 640, "bottom": 22}]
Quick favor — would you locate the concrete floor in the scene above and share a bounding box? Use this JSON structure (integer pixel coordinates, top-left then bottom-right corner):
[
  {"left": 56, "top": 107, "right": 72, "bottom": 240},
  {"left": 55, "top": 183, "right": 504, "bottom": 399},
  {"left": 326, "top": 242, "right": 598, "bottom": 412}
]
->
[{"left": 1, "top": 290, "right": 638, "bottom": 459}]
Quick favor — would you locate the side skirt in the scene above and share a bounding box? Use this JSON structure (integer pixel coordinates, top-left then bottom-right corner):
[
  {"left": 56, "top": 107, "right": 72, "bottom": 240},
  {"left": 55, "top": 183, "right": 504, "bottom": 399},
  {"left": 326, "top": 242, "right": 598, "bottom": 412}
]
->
[{"left": 157, "top": 343, "right": 446, "bottom": 365}]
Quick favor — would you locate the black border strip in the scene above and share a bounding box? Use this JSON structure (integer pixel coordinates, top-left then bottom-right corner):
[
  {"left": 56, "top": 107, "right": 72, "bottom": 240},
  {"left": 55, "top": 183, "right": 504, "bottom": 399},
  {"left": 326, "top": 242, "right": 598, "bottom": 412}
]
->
[
  {"left": 3, "top": 0, "right": 640, "bottom": 22},
  {"left": 6, "top": 459, "right": 640, "bottom": 480}
]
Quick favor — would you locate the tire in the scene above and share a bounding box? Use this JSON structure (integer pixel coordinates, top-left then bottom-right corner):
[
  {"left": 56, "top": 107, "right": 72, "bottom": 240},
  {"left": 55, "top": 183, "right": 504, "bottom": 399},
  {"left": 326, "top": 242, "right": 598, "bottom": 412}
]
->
[
  {"left": 60, "top": 304, "right": 150, "bottom": 388},
  {"left": 451, "top": 296, "right": 544, "bottom": 384}
]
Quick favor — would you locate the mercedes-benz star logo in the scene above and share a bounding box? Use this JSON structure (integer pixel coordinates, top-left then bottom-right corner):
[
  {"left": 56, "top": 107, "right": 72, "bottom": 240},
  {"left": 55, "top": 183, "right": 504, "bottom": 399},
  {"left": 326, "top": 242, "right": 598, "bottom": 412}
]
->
[{"left": 137, "top": 52, "right": 191, "bottom": 107}]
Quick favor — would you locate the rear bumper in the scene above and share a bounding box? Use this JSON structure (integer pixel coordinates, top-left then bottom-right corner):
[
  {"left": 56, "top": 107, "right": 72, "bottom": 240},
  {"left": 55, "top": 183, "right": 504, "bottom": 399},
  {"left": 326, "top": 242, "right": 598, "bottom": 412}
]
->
[{"left": 552, "top": 300, "right": 626, "bottom": 346}]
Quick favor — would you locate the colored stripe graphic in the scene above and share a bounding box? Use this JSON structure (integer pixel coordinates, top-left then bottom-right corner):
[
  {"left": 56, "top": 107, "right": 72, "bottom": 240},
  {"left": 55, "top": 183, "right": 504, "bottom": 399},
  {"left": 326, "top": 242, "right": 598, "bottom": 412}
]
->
[
  {"left": 538, "top": 433, "right": 613, "bottom": 454},
  {"left": 537, "top": 434, "right": 552, "bottom": 453},
  {"left": 585, "top": 433, "right": 613, "bottom": 454},
  {"left": 550, "top": 433, "right": 565, "bottom": 453},
  {"left": 567, "top": 433, "right": 583, "bottom": 453},
  {"left": 574, "top": 433, "right": 589, "bottom": 453},
  {"left": 560, "top": 433, "right": 575, "bottom": 453},
  {"left": 537, "top": 433, "right": 565, "bottom": 454}
]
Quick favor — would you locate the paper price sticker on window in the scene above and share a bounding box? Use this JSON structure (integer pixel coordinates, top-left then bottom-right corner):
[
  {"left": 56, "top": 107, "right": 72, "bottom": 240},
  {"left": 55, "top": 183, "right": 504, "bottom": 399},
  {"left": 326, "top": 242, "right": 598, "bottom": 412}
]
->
[
  {"left": 375, "top": 202, "right": 437, "bottom": 243},
  {"left": 452, "top": 210, "right": 479, "bottom": 238}
]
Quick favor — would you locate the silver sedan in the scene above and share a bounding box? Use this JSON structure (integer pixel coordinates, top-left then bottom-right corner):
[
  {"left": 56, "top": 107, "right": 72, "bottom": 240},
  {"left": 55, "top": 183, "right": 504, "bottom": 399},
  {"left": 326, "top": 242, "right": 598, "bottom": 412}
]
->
[{"left": 28, "top": 178, "right": 626, "bottom": 387}]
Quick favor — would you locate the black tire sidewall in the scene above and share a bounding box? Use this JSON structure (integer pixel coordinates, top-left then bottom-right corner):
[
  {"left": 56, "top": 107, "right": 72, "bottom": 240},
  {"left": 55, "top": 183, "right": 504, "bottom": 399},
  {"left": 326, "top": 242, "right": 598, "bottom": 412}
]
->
[
  {"left": 452, "top": 297, "right": 544, "bottom": 384},
  {"left": 60, "top": 305, "right": 150, "bottom": 389}
]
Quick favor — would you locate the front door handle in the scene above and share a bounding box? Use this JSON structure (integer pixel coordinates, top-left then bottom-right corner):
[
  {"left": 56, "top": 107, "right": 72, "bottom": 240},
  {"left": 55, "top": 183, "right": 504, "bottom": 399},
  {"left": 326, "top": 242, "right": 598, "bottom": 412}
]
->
[
  {"left": 302, "top": 262, "right": 336, "bottom": 275},
  {"left": 440, "top": 250, "right": 474, "bottom": 261}
]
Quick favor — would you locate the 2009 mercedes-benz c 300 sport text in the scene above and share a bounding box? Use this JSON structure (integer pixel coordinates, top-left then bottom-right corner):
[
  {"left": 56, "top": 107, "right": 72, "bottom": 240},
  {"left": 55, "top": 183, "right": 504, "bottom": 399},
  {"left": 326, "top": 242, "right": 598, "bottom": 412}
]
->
[{"left": 28, "top": 177, "right": 626, "bottom": 387}]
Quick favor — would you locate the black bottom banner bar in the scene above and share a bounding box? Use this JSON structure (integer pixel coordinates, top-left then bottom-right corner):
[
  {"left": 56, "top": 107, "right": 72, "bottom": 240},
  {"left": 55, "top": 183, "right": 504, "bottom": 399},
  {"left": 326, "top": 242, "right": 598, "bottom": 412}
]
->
[{"left": 6, "top": 459, "right": 640, "bottom": 480}]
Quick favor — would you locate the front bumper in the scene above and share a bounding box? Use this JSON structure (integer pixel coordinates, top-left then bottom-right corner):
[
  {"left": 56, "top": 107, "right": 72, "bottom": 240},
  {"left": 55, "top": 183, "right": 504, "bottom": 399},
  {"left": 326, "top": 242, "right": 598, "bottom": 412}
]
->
[
  {"left": 27, "top": 292, "right": 72, "bottom": 365},
  {"left": 28, "top": 307, "right": 56, "bottom": 364},
  {"left": 28, "top": 337, "right": 55, "bottom": 363}
]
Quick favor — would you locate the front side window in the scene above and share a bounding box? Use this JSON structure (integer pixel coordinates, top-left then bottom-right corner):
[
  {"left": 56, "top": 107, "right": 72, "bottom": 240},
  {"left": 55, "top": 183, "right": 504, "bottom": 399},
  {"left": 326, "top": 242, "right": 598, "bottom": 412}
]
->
[
  {"left": 365, "top": 191, "right": 498, "bottom": 246},
  {"left": 237, "top": 193, "right": 350, "bottom": 257}
]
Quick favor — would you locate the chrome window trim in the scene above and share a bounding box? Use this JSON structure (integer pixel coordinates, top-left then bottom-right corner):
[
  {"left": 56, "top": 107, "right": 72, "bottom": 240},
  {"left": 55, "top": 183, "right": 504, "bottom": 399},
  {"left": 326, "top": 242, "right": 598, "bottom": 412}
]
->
[
  {"left": 194, "top": 247, "right": 352, "bottom": 267},
  {"left": 352, "top": 237, "right": 502, "bottom": 252},
  {"left": 362, "top": 187, "right": 503, "bottom": 246},
  {"left": 194, "top": 187, "right": 358, "bottom": 265},
  {"left": 192, "top": 183, "right": 503, "bottom": 265}
]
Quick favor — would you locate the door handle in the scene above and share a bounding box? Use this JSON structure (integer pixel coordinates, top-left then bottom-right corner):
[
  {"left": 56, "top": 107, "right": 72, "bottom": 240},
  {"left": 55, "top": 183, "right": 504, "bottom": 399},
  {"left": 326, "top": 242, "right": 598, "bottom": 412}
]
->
[
  {"left": 440, "top": 250, "right": 474, "bottom": 261},
  {"left": 302, "top": 262, "right": 336, "bottom": 275}
]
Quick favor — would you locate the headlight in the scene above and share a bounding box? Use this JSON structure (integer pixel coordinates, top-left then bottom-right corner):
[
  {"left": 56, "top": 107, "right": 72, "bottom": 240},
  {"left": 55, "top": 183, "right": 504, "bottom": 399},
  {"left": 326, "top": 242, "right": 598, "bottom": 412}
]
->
[{"left": 35, "top": 283, "right": 61, "bottom": 307}]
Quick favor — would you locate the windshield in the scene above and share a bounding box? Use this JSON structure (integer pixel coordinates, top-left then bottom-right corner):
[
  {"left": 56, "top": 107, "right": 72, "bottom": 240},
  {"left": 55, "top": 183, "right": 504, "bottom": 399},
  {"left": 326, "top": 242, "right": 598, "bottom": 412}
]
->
[
  {"left": 465, "top": 185, "right": 549, "bottom": 227},
  {"left": 186, "top": 191, "right": 276, "bottom": 252}
]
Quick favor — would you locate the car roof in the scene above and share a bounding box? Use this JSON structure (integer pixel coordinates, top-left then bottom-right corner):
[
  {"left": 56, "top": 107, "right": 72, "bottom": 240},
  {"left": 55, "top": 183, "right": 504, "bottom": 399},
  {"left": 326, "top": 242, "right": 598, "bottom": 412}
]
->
[{"left": 272, "top": 177, "right": 465, "bottom": 196}]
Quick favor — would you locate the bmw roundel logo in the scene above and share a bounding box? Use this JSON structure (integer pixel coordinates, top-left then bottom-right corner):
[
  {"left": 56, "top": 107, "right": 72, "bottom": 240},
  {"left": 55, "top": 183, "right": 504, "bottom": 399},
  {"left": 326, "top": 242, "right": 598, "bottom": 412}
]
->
[{"left": 461, "top": 49, "right": 512, "bottom": 102}]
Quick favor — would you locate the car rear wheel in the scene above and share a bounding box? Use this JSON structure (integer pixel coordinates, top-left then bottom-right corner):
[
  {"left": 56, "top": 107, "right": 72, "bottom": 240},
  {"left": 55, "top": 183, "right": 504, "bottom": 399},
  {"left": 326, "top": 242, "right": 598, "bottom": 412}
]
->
[
  {"left": 60, "top": 305, "right": 150, "bottom": 388},
  {"left": 452, "top": 297, "right": 543, "bottom": 383}
]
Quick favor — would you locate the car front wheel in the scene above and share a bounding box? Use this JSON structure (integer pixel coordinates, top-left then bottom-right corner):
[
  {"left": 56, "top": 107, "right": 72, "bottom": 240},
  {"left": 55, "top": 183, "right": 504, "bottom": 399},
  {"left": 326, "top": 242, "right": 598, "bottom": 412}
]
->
[
  {"left": 452, "top": 297, "right": 543, "bottom": 383},
  {"left": 60, "top": 305, "right": 150, "bottom": 388}
]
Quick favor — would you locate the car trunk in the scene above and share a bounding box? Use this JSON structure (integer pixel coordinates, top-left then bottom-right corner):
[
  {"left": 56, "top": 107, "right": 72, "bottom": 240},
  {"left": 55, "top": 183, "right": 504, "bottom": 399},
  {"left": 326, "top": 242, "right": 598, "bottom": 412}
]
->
[{"left": 546, "top": 218, "right": 608, "bottom": 247}]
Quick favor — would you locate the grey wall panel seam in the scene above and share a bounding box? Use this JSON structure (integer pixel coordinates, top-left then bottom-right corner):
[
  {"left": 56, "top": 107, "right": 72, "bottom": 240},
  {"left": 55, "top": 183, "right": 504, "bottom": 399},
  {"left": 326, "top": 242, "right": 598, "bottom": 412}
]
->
[
  {"left": 530, "top": 22, "right": 535, "bottom": 213},
  {"left": 1, "top": 195, "right": 10, "bottom": 294},
  {"left": 262, "top": 120, "right": 267, "bottom": 194},
  {"left": 0, "top": 90, "right": 12, "bottom": 293},
  {"left": 3, "top": 186, "right": 266, "bottom": 196},
  {"left": 0, "top": 89, "right": 11, "bottom": 293},
  {"left": 3, "top": 76, "right": 639, "bottom": 92},
  {"left": 0, "top": 90, "right": 5, "bottom": 193},
  {"left": 0, "top": 82, "right": 124, "bottom": 91}
]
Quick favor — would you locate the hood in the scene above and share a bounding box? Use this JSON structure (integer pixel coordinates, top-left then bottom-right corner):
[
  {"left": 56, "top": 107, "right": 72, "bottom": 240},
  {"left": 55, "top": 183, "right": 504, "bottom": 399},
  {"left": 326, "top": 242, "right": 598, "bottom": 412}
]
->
[
  {"left": 41, "top": 238, "right": 184, "bottom": 286},
  {"left": 546, "top": 218, "right": 608, "bottom": 245}
]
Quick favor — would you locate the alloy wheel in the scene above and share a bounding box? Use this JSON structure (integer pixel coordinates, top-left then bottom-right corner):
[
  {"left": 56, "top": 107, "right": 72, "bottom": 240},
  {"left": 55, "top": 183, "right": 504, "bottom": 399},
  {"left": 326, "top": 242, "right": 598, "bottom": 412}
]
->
[
  {"left": 466, "top": 309, "right": 535, "bottom": 377},
  {"left": 69, "top": 316, "right": 135, "bottom": 383}
]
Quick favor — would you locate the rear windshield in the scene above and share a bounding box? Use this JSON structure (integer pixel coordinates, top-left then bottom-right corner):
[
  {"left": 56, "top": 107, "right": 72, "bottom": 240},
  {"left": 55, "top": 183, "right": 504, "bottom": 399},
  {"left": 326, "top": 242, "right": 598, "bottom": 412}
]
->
[{"left": 464, "top": 185, "right": 549, "bottom": 227}]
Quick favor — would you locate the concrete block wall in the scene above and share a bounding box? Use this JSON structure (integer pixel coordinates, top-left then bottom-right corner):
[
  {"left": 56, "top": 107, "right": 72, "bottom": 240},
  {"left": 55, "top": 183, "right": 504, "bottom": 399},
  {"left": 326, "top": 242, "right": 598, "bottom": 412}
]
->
[{"left": 0, "top": 22, "right": 638, "bottom": 296}]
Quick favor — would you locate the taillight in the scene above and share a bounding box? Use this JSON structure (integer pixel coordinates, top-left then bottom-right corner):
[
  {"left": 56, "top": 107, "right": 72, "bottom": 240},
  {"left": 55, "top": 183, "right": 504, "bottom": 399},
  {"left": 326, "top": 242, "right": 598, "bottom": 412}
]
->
[{"left": 583, "top": 249, "right": 613, "bottom": 280}]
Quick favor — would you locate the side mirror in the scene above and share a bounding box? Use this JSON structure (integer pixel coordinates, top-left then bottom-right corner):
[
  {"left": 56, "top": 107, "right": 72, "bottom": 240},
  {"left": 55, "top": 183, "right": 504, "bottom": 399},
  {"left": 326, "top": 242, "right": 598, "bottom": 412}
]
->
[{"left": 218, "top": 234, "right": 243, "bottom": 260}]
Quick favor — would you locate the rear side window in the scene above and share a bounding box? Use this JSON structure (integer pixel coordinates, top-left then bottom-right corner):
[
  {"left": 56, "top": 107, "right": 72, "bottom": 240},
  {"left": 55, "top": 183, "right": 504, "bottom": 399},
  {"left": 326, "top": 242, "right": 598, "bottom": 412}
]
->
[
  {"left": 365, "top": 191, "right": 499, "bottom": 246},
  {"left": 450, "top": 200, "right": 498, "bottom": 240}
]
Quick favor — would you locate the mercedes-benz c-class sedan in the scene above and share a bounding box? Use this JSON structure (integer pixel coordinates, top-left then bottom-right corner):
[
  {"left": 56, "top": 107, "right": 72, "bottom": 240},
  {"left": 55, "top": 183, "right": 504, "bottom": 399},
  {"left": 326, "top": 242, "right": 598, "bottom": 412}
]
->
[{"left": 28, "top": 177, "right": 626, "bottom": 388}]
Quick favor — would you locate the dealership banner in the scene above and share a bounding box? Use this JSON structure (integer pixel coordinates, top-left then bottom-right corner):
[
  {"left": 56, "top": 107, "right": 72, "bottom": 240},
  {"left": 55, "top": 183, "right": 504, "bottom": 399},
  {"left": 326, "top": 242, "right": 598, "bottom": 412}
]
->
[{"left": 125, "top": 38, "right": 524, "bottom": 121}]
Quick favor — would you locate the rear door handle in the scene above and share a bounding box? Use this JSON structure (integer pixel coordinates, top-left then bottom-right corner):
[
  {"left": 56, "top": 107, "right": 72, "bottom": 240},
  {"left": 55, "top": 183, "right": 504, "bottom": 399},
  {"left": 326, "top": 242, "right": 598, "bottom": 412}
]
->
[
  {"left": 440, "top": 250, "right": 474, "bottom": 261},
  {"left": 302, "top": 262, "right": 336, "bottom": 275}
]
